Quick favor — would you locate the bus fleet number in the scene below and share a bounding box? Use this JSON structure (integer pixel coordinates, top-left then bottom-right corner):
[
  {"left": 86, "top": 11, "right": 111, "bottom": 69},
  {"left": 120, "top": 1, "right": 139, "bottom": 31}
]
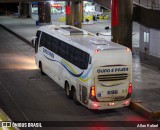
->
[{"left": 107, "top": 90, "right": 118, "bottom": 95}]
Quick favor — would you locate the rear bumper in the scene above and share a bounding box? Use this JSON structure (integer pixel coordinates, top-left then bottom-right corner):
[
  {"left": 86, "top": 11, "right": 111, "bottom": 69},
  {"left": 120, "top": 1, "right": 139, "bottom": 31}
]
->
[{"left": 88, "top": 98, "right": 131, "bottom": 110}]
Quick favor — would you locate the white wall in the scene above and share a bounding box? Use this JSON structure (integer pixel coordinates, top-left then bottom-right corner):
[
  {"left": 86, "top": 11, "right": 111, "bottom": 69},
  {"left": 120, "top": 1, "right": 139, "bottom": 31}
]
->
[
  {"left": 140, "top": 24, "right": 160, "bottom": 58},
  {"left": 150, "top": 28, "right": 160, "bottom": 58},
  {"left": 139, "top": 25, "right": 150, "bottom": 53}
]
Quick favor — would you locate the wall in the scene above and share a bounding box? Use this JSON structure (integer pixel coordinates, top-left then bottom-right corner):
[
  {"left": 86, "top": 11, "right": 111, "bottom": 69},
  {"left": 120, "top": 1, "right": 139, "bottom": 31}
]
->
[
  {"left": 150, "top": 28, "right": 160, "bottom": 58},
  {"left": 133, "top": 6, "right": 160, "bottom": 29},
  {"left": 140, "top": 24, "right": 160, "bottom": 59}
]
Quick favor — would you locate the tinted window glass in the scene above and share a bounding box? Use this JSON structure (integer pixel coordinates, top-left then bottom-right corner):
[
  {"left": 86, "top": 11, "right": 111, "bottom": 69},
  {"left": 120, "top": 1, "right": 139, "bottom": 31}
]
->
[
  {"left": 39, "top": 32, "right": 46, "bottom": 47},
  {"left": 51, "top": 36, "right": 59, "bottom": 53},
  {"left": 45, "top": 34, "right": 52, "bottom": 50},
  {"left": 40, "top": 32, "right": 89, "bottom": 69},
  {"left": 40, "top": 32, "right": 52, "bottom": 50}
]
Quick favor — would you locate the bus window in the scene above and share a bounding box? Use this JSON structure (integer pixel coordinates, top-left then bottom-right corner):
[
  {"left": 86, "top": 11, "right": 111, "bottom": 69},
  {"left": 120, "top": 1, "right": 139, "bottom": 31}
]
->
[
  {"left": 45, "top": 34, "right": 52, "bottom": 50},
  {"left": 51, "top": 37, "right": 59, "bottom": 54},
  {"left": 60, "top": 41, "right": 66, "bottom": 59}
]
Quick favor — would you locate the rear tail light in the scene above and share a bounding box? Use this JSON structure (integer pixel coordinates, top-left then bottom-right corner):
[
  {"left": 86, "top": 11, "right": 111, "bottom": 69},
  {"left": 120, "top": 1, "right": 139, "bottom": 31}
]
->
[
  {"left": 89, "top": 86, "right": 98, "bottom": 102},
  {"left": 128, "top": 83, "right": 132, "bottom": 94},
  {"left": 126, "top": 83, "right": 132, "bottom": 99}
]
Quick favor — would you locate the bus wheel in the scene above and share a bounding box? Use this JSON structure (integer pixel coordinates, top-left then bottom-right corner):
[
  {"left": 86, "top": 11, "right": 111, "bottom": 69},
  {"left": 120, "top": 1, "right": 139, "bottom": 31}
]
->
[
  {"left": 39, "top": 62, "right": 45, "bottom": 75},
  {"left": 73, "top": 88, "right": 80, "bottom": 105},
  {"left": 65, "top": 82, "right": 72, "bottom": 99}
]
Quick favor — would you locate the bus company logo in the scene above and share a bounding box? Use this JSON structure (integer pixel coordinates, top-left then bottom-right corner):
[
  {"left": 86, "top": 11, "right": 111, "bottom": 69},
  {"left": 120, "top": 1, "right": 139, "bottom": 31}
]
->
[
  {"left": 43, "top": 48, "right": 54, "bottom": 59},
  {"left": 97, "top": 67, "right": 129, "bottom": 73},
  {"left": 2, "top": 122, "right": 42, "bottom": 128}
]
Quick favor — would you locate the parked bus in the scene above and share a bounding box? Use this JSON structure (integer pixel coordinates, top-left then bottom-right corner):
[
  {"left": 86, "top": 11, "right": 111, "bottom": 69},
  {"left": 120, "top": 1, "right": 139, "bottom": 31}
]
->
[{"left": 32, "top": 25, "right": 132, "bottom": 110}]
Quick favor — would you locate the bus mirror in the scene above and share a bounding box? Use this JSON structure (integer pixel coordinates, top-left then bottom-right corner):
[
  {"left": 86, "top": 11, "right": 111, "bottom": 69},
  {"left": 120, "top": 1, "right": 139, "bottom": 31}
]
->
[{"left": 31, "top": 36, "right": 37, "bottom": 46}]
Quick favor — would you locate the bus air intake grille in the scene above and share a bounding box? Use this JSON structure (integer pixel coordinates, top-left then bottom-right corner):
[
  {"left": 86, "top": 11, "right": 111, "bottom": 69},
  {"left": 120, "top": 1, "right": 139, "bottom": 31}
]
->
[
  {"left": 98, "top": 74, "right": 128, "bottom": 81},
  {"left": 61, "top": 27, "right": 83, "bottom": 35}
]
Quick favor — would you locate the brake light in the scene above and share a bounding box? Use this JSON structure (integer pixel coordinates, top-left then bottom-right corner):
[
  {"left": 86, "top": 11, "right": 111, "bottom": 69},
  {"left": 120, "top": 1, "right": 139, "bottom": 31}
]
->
[
  {"left": 89, "top": 86, "right": 98, "bottom": 102},
  {"left": 128, "top": 83, "right": 132, "bottom": 94},
  {"left": 126, "top": 83, "right": 132, "bottom": 99}
]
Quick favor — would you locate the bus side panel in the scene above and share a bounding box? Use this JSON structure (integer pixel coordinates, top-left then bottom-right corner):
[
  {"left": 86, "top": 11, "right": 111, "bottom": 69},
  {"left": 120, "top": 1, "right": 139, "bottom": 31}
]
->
[{"left": 77, "top": 64, "right": 94, "bottom": 106}]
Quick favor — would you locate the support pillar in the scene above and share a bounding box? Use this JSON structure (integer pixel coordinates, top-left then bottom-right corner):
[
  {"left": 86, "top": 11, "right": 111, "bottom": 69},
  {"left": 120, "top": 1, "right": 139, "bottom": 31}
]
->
[
  {"left": 66, "top": 0, "right": 83, "bottom": 28},
  {"left": 29, "top": 2, "right": 32, "bottom": 19},
  {"left": 66, "top": 1, "right": 74, "bottom": 26},
  {"left": 38, "top": 2, "right": 51, "bottom": 24},
  {"left": 111, "top": 0, "right": 133, "bottom": 49},
  {"left": 74, "top": 1, "right": 83, "bottom": 28},
  {"left": 21, "top": 3, "right": 30, "bottom": 18}
]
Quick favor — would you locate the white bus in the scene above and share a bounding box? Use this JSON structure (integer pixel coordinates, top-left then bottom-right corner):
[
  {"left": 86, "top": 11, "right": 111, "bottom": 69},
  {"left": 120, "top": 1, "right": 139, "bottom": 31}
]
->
[{"left": 32, "top": 25, "right": 132, "bottom": 110}]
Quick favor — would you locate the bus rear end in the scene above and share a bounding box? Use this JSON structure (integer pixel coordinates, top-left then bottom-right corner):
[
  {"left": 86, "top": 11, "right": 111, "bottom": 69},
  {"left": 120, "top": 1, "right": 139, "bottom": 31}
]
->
[{"left": 88, "top": 47, "right": 132, "bottom": 110}]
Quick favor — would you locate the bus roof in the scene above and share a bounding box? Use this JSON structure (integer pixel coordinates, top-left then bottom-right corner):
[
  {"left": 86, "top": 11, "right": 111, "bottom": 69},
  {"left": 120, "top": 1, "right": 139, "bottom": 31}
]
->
[{"left": 39, "top": 25, "right": 126, "bottom": 53}]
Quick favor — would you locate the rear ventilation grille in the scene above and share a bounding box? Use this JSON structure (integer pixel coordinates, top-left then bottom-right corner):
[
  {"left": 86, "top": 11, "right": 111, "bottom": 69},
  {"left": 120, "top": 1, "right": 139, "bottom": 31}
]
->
[
  {"left": 58, "top": 26, "right": 88, "bottom": 35},
  {"left": 90, "top": 38, "right": 107, "bottom": 45},
  {"left": 61, "top": 27, "right": 83, "bottom": 34},
  {"left": 98, "top": 73, "right": 128, "bottom": 81}
]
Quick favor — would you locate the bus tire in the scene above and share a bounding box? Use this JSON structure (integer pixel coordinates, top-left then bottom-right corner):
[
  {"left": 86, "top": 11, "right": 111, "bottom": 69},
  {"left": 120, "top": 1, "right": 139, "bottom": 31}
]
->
[
  {"left": 39, "top": 62, "right": 45, "bottom": 75},
  {"left": 65, "top": 82, "right": 72, "bottom": 99},
  {"left": 73, "top": 87, "right": 80, "bottom": 105}
]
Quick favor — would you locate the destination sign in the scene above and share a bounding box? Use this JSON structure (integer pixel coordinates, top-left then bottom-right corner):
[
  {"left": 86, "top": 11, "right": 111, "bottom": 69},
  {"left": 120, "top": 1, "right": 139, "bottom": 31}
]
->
[{"left": 97, "top": 67, "right": 129, "bottom": 73}]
